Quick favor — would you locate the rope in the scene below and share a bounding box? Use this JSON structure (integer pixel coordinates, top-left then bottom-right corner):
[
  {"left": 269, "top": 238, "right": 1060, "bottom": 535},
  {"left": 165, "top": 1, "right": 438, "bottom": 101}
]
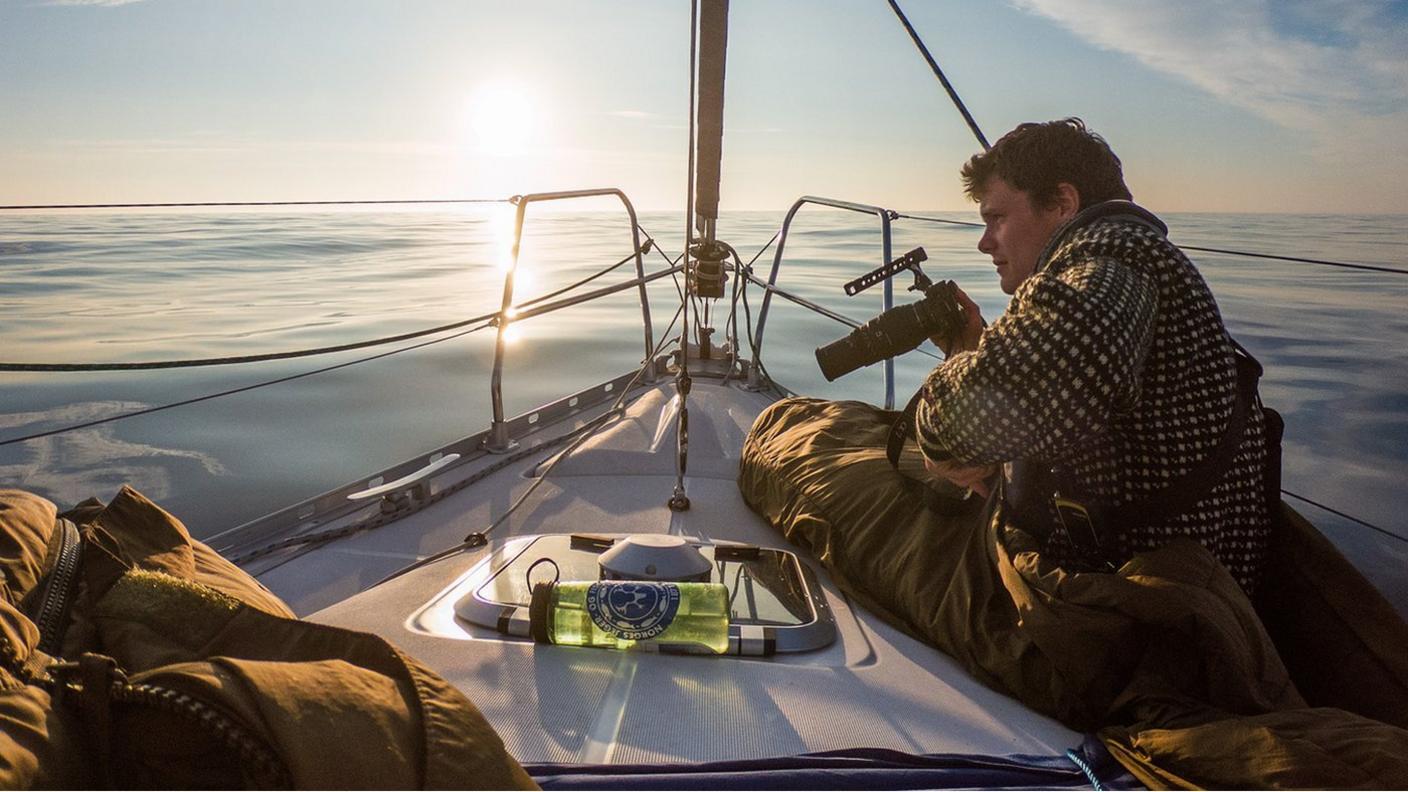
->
[
  {"left": 0, "top": 198, "right": 506, "bottom": 211},
  {"left": 885, "top": 0, "right": 990, "bottom": 150},
  {"left": 0, "top": 321, "right": 492, "bottom": 448},
  {"left": 1064, "top": 748, "right": 1106, "bottom": 791}
]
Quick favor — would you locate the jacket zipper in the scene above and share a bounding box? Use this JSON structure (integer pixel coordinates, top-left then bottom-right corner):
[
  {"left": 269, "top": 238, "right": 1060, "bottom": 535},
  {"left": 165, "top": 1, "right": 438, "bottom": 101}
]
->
[{"left": 34, "top": 518, "right": 82, "bottom": 657}]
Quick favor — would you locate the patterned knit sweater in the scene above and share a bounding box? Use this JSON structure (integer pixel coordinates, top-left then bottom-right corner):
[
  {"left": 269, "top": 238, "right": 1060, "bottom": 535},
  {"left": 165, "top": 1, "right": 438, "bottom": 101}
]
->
[{"left": 915, "top": 202, "right": 1271, "bottom": 592}]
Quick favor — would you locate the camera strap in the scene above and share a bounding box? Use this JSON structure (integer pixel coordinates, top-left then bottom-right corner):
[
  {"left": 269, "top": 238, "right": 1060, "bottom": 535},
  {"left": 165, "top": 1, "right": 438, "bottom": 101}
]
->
[{"left": 885, "top": 389, "right": 926, "bottom": 469}]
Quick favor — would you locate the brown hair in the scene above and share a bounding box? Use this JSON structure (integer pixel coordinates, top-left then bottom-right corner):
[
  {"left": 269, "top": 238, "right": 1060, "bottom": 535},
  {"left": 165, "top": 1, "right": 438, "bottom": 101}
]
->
[{"left": 961, "top": 118, "right": 1131, "bottom": 209}]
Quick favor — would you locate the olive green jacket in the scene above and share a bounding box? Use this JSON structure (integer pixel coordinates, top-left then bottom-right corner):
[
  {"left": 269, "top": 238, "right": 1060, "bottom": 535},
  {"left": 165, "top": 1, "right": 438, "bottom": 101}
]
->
[
  {"left": 740, "top": 397, "right": 1408, "bottom": 788},
  {"left": 0, "top": 486, "right": 535, "bottom": 789}
]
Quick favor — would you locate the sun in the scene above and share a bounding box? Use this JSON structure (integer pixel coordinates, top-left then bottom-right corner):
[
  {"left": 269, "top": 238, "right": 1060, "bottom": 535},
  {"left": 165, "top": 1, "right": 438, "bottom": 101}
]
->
[{"left": 465, "top": 81, "right": 542, "bottom": 157}]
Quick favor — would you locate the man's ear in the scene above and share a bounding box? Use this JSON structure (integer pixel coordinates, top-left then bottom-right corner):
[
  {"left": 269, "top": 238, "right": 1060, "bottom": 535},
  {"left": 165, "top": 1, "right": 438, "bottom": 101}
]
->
[{"left": 1053, "top": 182, "right": 1081, "bottom": 220}]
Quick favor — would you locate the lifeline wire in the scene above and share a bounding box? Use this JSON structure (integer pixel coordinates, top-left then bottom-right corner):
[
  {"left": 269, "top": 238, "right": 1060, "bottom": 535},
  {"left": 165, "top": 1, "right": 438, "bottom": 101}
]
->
[
  {"left": 2, "top": 245, "right": 680, "bottom": 448},
  {"left": 0, "top": 320, "right": 493, "bottom": 448},
  {"left": 0, "top": 198, "right": 506, "bottom": 211},
  {"left": 1178, "top": 245, "right": 1408, "bottom": 275},
  {"left": 373, "top": 304, "right": 688, "bottom": 586},
  {"left": 1282, "top": 489, "right": 1407, "bottom": 545},
  {"left": 0, "top": 242, "right": 653, "bottom": 372},
  {"left": 896, "top": 212, "right": 1408, "bottom": 274},
  {"left": 235, "top": 296, "right": 689, "bottom": 565}
]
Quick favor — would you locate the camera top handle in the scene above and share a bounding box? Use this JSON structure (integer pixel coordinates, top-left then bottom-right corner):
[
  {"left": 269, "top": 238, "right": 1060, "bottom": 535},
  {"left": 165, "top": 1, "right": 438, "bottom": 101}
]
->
[{"left": 843, "top": 247, "right": 932, "bottom": 296}]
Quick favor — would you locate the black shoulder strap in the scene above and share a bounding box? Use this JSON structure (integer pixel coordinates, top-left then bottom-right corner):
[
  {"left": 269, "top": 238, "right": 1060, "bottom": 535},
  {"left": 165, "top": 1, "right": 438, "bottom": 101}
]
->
[
  {"left": 1034, "top": 200, "right": 1168, "bottom": 276},
  {"left": 886, "top": 389, "right": 926, "bottom": 468},
  {"left": 896, "top": 340, "right": 1266, "bottom": 531},
  {"left": 1103, "top": 340, "right": 1262, "bottom": 527}
]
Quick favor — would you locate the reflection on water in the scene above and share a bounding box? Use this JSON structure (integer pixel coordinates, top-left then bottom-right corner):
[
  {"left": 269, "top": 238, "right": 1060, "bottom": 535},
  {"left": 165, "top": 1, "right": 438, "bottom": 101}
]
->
[
  {"left": 1, "top": 208, "right": 1405, "bottom": 606},
  {"left": 0, "top": 401, "right": 225, "bottom": 500}
]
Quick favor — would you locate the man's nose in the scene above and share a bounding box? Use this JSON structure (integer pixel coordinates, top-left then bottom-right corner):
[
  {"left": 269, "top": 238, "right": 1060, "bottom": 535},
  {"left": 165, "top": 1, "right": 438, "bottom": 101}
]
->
[{"left": 977, "top": 228, "right": 995, "bottom": 254}]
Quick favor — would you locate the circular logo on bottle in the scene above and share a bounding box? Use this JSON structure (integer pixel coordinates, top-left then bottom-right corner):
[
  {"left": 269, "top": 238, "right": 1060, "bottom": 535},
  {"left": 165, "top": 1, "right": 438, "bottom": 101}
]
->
[{"left": 586, "top": 582, "right": 681, "bottom": 641}]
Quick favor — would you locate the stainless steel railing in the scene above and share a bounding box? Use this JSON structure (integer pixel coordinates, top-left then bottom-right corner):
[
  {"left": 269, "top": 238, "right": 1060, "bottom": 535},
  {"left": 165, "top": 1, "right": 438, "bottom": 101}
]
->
[
  {"left": 487, "top": 188, "right": 657, "bottom": 452},
  {"left": 746, "top": 196, "right": 901, "bottom": 408}
]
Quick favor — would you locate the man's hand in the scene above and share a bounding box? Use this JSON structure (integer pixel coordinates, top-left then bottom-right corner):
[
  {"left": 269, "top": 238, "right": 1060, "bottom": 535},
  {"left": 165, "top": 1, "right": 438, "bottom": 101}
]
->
[
  {"left": 930, "top": 286, "right": 985, "bottom": 357},
  {"left": 924, "top": 456, "right": 999, "bottom": 500}
]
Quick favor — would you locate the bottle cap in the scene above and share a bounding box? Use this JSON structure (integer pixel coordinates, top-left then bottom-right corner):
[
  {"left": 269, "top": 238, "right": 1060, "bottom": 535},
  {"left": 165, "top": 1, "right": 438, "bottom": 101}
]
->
[{"left": 528, "top": 582, "right": 554, "bottom": 644}]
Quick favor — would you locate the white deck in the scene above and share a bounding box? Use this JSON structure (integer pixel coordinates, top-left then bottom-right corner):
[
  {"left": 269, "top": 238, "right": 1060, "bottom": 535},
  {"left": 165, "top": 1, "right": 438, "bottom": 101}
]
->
[{"left": 252, "top": 373, "right": 1082, "bottom": 766}]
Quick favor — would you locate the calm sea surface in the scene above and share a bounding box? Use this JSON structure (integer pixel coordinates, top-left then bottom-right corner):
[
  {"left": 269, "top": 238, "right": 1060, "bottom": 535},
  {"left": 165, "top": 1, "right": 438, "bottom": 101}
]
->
[{"left": 2, "top": 207, "right": 1405, "bottom": 605}]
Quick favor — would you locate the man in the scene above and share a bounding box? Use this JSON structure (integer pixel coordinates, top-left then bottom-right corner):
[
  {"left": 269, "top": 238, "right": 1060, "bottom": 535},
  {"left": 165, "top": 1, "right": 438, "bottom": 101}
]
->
[
  {"left": 739, "top": 119, "right": 1405, "bottom": 788},
  {"left": 915, "top": 118, "right": 1273, "bottom": 592}
]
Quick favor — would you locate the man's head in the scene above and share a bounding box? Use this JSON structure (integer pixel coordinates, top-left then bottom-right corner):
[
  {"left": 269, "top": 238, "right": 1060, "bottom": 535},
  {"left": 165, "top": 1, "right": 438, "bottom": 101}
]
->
[{"left": 961, "top": 118, "right": 1131, "bottom": 294}]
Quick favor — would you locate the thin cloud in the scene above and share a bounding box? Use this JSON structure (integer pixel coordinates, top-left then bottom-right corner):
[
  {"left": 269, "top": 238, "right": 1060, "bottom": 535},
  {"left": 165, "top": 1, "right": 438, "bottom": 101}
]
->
[{"left": 1012, "top": 0, "right": 1408, "bottom": 153}]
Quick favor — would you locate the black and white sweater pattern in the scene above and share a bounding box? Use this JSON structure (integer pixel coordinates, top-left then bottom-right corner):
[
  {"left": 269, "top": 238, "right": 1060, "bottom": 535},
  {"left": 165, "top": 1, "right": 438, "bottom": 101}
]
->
[{"left": 915, "top": 208, "right": 1271, "bottom": 591}]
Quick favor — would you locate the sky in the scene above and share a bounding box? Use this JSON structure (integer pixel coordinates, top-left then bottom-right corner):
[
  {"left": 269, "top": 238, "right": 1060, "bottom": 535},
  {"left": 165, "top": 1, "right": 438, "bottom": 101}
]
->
[{"left": 2, "top": 0, "right": 1406, "bottom": 214}]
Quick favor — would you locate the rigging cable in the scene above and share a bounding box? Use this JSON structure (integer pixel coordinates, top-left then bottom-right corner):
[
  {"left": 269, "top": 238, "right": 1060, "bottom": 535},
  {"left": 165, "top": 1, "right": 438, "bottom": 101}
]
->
[
  {"left": 886, "top": 0, "right": 990, "bottom": 150},
  {"left": 635, "top": 225, "right": 689, "bottom": 304},
  {"left": 716, "top": 232, "right": 781, "bottom": 386},
  {"left": 667, "top": 0, "right": 701, "bottom": 512}
]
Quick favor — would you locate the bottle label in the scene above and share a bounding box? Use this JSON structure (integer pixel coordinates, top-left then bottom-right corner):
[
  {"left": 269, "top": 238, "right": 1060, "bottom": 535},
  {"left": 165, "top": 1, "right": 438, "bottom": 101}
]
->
[{"left": 585, "top": 582, "right": 681, "bottom": 641}]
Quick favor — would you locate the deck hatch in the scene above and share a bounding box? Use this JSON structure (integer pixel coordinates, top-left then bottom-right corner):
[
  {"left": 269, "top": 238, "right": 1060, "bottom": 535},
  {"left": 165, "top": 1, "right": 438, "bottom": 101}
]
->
[{"left": 454, "top": 534, "right": 837, "bottom": 655}]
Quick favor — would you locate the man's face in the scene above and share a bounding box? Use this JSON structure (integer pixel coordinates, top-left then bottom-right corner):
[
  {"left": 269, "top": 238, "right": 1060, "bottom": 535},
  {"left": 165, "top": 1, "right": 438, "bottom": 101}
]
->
[{"left": 976, "top": 176, "right": 1073, "bottom": 294}]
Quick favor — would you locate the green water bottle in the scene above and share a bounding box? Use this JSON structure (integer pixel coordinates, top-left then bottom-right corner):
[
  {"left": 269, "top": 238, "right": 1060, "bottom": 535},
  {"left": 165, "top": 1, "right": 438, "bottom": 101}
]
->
[{"left": 529, "top": 580, "right": 731, "bottom": 654}]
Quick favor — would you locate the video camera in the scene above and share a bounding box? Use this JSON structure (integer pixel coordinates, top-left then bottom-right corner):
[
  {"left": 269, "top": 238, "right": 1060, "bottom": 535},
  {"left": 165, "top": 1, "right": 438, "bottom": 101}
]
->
[{"left": 814, "top": 247, "right": 967, "bottom": 382}]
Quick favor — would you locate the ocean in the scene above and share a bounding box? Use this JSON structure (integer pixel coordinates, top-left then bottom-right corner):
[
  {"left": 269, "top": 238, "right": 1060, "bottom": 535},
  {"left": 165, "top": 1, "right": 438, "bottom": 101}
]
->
[{"left": 2, "top": 207, "right": 1405, "bottom": 606}]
